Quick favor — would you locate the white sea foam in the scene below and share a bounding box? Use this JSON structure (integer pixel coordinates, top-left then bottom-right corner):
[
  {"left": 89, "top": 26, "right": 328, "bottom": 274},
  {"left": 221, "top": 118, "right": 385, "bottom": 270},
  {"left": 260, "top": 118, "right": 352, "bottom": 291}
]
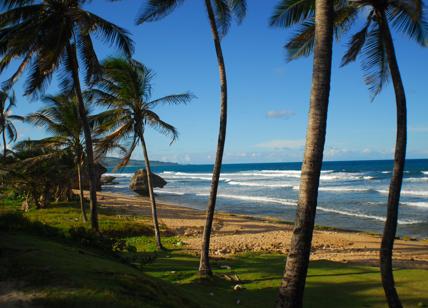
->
[
  {"left": 104, "top": 184, "right": 128, "bottom": 189},
  {"left": 154, "top": 190, "right": 185, "bottom": 196},
  {"left": 377, "top": 190, "right": 428, "bottom": 197},
  {"left": 404, "top": 202, "right": 428, "bottom": 208},
  {"left": 103, "top": 173, "right": 133, "bottom": 178},
  {"left": 227, "top": 181, "right": 293, "bottom": 188},
  {"left": 318, "top": 186, "right": 372, "bottom": 193},
  {"left": 320, "top": 173, "right": 373, "bottom": 181},
  {"left": 422, "top": 171, "right": 428, "bottom": 175},
  {"left": 196, "top": 193, "right": 297, "bottom": 206},
  {"left": 317, "top": 207, "right": 422, "bottom": 225},
  {"left": 405, "top": 177, "right": 428, "bottom": 183}
]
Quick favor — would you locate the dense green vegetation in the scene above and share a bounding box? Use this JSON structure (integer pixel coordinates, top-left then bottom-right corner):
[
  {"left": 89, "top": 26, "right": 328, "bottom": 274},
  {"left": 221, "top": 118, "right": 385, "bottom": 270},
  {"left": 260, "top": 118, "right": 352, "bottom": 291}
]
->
[{"left": 1, "top": 198, "right": 427, "bottom": 307}]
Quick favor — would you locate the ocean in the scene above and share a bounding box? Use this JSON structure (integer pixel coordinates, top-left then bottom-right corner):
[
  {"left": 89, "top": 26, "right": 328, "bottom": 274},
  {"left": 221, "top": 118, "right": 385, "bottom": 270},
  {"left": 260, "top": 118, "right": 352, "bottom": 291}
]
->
[{"left": 103, "top": 159, "right": 428, "bottom": 238}]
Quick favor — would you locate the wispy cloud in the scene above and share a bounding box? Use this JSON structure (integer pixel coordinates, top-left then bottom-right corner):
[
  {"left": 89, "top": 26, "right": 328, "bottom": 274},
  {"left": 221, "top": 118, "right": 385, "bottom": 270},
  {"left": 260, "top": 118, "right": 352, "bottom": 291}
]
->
[
  {"left": 266, "top": 109, "right": 295, "bottom": 119},
  {"left": 256, "top": 139, "right": 305, "bottom": 150}
]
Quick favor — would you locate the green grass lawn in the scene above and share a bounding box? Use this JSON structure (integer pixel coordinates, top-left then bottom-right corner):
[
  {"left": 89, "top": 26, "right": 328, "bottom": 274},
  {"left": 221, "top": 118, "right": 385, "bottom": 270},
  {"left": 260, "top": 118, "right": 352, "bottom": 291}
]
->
[{"left": 1, "top": 198, "right": 427, "bottom": 307}]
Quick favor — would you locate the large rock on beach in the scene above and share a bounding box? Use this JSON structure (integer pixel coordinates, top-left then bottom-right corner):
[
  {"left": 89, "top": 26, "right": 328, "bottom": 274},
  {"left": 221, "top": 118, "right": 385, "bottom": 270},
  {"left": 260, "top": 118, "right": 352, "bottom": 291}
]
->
[{"left": 129, "top": 169, "right": 167, "bottom": 196}]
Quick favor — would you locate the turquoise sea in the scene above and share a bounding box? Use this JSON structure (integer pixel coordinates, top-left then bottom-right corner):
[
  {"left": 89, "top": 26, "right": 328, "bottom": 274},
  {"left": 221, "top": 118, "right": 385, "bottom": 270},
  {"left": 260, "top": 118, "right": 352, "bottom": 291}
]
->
[{"left": 103, "top": 159, "right": 428, "bottom": 238}]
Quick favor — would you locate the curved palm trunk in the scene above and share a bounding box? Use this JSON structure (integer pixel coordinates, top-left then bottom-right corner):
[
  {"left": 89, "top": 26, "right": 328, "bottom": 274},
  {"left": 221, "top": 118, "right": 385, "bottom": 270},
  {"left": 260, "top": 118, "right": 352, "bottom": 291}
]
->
[
  {"left": 66, "top": 42, "right": 99, "bottom": 232},
  {"left": 140, "top": 133, "right": 163, "bottom": 250},
  {"left": 2, "top": 129, "right": 7, "bottom": 158},
  {"left": 77, "top": 162, "right": 88, "bottom": 223},
  {"left": 277, "top": 0, "right": 334, "bottom": 306},
  {"left": 377, "top": 10, "right": 406, "bottom": 308},
  {"left": 199, "top": 0, "right": 228, "bottom": 277}
]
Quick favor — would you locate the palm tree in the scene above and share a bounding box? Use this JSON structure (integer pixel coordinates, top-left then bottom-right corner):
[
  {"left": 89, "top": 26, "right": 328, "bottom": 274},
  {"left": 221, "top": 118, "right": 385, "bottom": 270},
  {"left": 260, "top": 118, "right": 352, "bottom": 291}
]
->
[
  {"left": 137, "top": 0, "right": 247, "bottom": 277},
  {"left": 0, "top": 0, "right": 134, "bottom": 232},
  {"left": 271, "top": 0, "right": 335, "bottom": 306},
  {"left": 26, "top": 94, "right": 90, "bottom": 222},
  {"left": 90, "top": 57, "right": 193, "bottom": 250},
  {"left": 0, "top": 90, "right": 23, "bottom": 158},
  {"left": 340, "top": 1, "right": 427, "bottom": 306},
  {"left": 272, "top": 0, "right": 427, "bottom": 305}
]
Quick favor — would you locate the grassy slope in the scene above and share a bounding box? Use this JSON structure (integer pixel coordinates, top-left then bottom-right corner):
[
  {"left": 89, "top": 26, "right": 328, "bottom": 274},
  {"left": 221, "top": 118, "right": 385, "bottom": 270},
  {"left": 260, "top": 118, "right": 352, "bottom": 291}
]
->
[
  {"left": 1, "top": 198, "right": 427, "bottom": 307},
  {"left": 0, "top": 232, "right": 196, "bottom": 308}
]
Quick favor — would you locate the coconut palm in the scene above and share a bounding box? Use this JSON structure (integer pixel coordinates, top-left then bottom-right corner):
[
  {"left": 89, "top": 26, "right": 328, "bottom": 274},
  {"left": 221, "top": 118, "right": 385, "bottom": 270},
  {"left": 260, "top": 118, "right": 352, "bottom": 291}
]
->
[
  {"left": 340, "top": 2, "right": 427, "bottom": 306},
  {"left": 137, "top": 0, "right": 247, "bottom": 277},
  {"left": 272, "top": 0, "right": 427, "bottom": 306},
  {"left": 26, "top": 94, "right": 90, "bottom": 222},
  {"left": 90, "top": 57, "right": 193, "bottom": 250},
  {"left": 271, "top": 0, "right": 335, "bottom": 306},
  {"left": 0, "top": 90, "right": 23, "bottom": 158},
  {"left": 0, "top": 0, "right": 134, "bottom": 232}
]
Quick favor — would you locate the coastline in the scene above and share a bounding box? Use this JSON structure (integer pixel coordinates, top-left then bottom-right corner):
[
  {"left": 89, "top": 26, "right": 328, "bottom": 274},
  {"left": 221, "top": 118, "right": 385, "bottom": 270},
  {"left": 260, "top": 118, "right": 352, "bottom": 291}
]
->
[{"left": 95, "top": 191, "right": 428, "bottom": 269}]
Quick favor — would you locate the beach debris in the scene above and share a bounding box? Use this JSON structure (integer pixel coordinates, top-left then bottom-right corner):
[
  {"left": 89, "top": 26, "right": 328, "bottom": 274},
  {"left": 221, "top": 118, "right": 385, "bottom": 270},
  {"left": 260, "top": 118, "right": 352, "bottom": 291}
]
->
[
  {"left": 220, "top": 265, "right": 231, "bottom": 270},
  {"left": 170, "top": 271, "right": 176, "bottom": 274},
  {"left": 224, "top": 274, "right": 241, "bottom": 282},
  {"left": 233, "top": 284, "right": 243, "bottom": 291}
]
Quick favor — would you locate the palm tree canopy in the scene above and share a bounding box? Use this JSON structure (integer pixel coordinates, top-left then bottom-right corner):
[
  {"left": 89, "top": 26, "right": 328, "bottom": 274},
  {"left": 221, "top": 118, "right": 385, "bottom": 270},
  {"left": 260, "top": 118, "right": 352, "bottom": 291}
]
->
[
  {"left": 0, "top": 0, "right": 134, "bottom": 95},
  {"left": 89, "top": 57, "right": 194, "bottom": 169},
  {"left": 26, "top": 95, "right": 84, "bottom": 152},
  {"left": 270, "top": 0, "right": 428, "bottom": 96},
  {"left": 0, "top": 90, "right": 24, "bottom": 144},
  {"left": 137, "top": 0, "right": 247, "bottom": 37}
]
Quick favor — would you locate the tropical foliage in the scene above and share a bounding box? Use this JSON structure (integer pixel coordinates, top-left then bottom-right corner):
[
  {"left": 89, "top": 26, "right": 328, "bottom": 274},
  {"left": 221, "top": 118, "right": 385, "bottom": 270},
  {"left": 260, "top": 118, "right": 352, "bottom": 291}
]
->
[
  {"left": 0, "top": 0, "right": 134, "bottom": 232},
  {"left": 0, "top": 90, "right": 23, "bottom": 158},
  {"left": 137, "top": 0, "right": 247, "bottom": 276},
  {"left": 90, "top": 57, "right": 193, "bottom": 249}
]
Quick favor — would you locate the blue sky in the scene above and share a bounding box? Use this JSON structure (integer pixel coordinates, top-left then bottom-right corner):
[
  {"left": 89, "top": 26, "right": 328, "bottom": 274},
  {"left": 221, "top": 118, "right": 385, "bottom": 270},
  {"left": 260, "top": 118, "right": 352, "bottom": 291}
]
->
[{"left": 6, "top": 0, "right": 428, "bottom": 164}]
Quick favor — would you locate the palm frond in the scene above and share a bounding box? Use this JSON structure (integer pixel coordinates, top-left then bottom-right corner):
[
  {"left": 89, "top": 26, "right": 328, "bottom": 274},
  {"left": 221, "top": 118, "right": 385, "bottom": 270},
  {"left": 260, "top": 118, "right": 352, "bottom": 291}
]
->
[
  {"left": 341, "top": 14, "right": 372, "bottom": 66},
  {"left": 270, "top": 0, "right": 315, "bottom": 28},
  {"left": 285, "top": 19, "right": 315, "bottom": 60},
  {"left": 147, "top": 92, "right": 196, "bottom": 107},
  {"left": 136, "top": 0, "right": 185, "bottom": 24},
  {"left": 144, "top": 110, "right": 179, "bottom": 144},
  {"left": 388, "top": 0, "right": 428, "bottom": 46},
  {"left": 361, "top": 23, "right": 390, "bottom": 98}
]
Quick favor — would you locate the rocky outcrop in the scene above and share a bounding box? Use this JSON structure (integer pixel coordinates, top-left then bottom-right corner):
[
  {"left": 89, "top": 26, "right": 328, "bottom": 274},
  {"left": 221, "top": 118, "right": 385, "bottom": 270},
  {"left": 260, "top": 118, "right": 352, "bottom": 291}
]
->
[
  {"left": 129, "top": 169, "right": 167, "bottom": 196},
  {"left": 100, "top": 175, "right": 117, "bottom": 185}
]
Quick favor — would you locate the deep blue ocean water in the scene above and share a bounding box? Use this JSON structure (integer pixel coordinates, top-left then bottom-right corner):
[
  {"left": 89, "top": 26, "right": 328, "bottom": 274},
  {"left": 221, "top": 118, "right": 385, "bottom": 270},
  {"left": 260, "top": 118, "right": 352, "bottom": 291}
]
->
[{"left": 103, "top": 159, "right": 428, "bottom": 238}]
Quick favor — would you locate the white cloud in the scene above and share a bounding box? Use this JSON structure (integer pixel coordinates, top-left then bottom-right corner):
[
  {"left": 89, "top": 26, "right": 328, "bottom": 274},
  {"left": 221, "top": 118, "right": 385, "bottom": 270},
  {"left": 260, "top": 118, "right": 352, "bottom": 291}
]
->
[
  {"left": 266, "top": 109, "right": 295, "bottom": 119},
  {"left": 256, "top": 139, "right": 305, "bottom": 150}
]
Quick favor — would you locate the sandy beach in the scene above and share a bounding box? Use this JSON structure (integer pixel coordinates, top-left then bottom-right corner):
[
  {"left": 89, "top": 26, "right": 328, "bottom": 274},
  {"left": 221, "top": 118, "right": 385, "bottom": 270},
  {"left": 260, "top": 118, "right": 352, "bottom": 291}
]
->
[{"left": 95, "top": 191, "right": 428, "bottom": 269}]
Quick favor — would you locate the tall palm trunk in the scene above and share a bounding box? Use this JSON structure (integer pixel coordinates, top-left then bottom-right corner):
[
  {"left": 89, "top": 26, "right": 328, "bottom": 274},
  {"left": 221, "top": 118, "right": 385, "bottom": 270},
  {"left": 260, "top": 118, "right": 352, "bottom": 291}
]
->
[
  {"left": 66, "top": 42, "right": 99, "bottom": 232},
  {"left": 2, "top": 129, "right": 6, "bottom": 158},
  {"left": 199, "top": 0, "right": 228, "bottom": 277},
  {"left": 277, "top": 0, "right": 334, "bottom": 306},
  {"left": 377, "top": 10, "right": 406, "bottom": 308},
  {"left": 140, "top": 132, "right": 163, "bottom": 250},
  {"left": 77, "top": 162, "right": 88, "bottom": 223}
]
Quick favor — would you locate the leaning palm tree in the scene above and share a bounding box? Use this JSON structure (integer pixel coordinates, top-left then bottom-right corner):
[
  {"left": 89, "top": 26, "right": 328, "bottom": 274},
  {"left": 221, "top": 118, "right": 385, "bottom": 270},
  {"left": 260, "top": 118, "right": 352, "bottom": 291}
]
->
[
  {"left": 0, "top": 0, "right": 134, "bottom": 232},
  {"left": 26, "top": 94, "right": 90, "bottom": 222},
  {"left": 271, "top": 0, "right": 335, "bottom": 306},
  {"left": 137, "top": 0, "right": 247, "bottom": 277},
  {"left": 90, "top": 57, "right": 193, "bottom": 250},
  {"left": 272, "top": 0, "right": 427, "bottom": 306},
  {"left": 340, "top": 1, "right": 427, "bottom": 306},
  {"left": 0, "top": 90, "right": 23, "bottom": 158}
]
